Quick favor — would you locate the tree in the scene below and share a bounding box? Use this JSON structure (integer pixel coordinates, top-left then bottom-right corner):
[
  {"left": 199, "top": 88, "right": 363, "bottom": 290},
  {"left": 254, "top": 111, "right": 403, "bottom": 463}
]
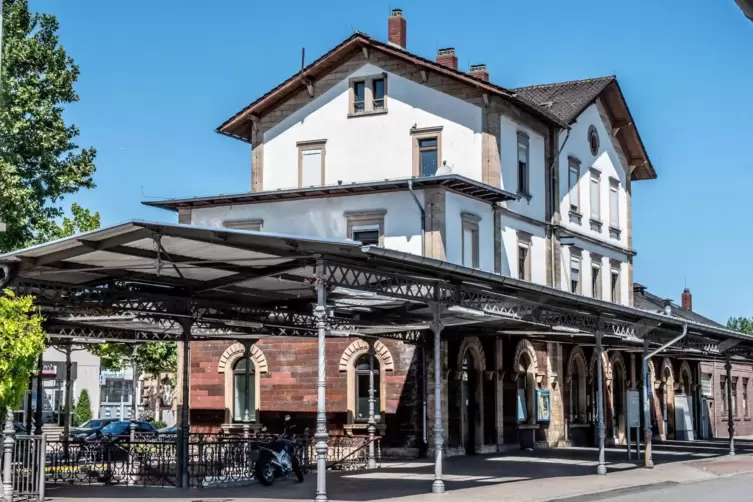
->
[
  {"left": 72, "top": 389, "right": 92, "bottom": 427},
  {"left": 0, "top": 290, "right": 45, "bottom": 412},
  {"left": 0, "top": 0, "right": 97, "bottom": 252},
  {"left": 728, "top": 317, "right": 753, "bottom": 335}
]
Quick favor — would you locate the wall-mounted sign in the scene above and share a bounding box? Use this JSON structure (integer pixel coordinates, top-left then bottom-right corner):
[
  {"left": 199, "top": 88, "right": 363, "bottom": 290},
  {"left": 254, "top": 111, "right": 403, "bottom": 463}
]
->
[{"left": 536, "top": 389, "right": 551, "bottom": 422}]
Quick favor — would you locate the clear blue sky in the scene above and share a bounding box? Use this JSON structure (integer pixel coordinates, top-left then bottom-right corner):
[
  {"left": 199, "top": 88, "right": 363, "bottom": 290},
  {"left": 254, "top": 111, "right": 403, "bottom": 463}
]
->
[{"left": 30, "top": 0, "right": 752, "bottom": 323}]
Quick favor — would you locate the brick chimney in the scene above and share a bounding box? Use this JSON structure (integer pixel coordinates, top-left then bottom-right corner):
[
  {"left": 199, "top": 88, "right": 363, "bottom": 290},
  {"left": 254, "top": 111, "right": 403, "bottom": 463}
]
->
[
  {"left": 469, "top": 64, "right": 489, "bottom": 81},
  {"left": 436, "top": 48, "right": 458, "bottom": 70},
  {"left": 682, "top": 288, "right": 692, "bottom": 311},
  {"left": 388, "top": 9, "right": 406, "bottom": 49}
]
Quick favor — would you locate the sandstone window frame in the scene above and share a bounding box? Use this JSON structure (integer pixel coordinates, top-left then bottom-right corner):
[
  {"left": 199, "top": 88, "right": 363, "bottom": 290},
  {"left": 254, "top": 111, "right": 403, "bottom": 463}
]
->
[
  {"left": 568, "top": 157, "right": 582, "bottom": 225},
  {"left": 517, "top": 131, "right": 531, "bottom": 198},
  {"left": 348, "top": 73, "right": 389, "bottom": 117},
  {"left": 223, "top": 219, "right": 264, "bottom": 231},
  {"left": 589, "top": 168, "right": 602, "bottom": 232},
  {"left": 344, "top": 210, "right": 386, "bottom": 246},
  {"left": 411, "top": 126, "right": 443, "bottom": 177},
  {"left": 591, "top": 253, "right": 603, "bottom": 300},
  {"left": 297, "top": 139, "right": 327, "bottom": 188},
  {"left": 609, "top": 177, "right": 621, "bottom": 239},
  {"left": 339, "top": 339, "right": 395, "bottom": 433},
  {"left": 610, "top": 260, "right": 621, "bottom": 304},
  {"left": 516, "top": 230, "right": 532, "bottom": 281},
  {"left": 461, "top": 212, "right": 481, "bottom": 269},
  {"left": 569, "top": 247, "right": 582, "bottom": 294},
  {"left": 217, "top": 342, "right": 270, "bottom": 425}
]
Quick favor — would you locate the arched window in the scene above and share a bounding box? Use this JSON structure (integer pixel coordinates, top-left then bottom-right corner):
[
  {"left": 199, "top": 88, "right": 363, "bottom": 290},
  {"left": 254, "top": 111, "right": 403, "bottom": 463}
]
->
[
  {"left": 233, "top": 359, "right": 255, "bottom": 422},
  {"left": 355, "top": 354, "right": 380, "bottom": 422}
]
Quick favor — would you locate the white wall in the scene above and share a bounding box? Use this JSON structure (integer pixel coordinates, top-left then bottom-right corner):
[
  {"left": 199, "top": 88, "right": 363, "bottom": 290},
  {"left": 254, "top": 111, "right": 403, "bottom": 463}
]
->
[
  {"left": 44, "top": 346, "right": 102, "bottom": 417},
  {"left": 560, "top": 238, "right": 630, "bottom": 306},
  {"left": 263, "top": 63, "right": 483, "bottom": 190},
  {"left": 500, "top": 216, "right": 548, "bottom": 285},
  {"left": 445, "top": 192, "right": 495, "bottom": 272},
  {"left": 500, "top": 116, "right": 547, "bottom": 221},
  {"left": 558, "top": 102, "right": 628, "bottom": 249},
  {"left": 192, "top": 191, "right": 424, "bottom": 256}
]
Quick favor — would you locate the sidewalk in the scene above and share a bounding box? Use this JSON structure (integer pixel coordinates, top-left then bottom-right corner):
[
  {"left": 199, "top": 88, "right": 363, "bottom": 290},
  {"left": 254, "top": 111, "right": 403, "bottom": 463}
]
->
[{"left": 44, "top": 442, "right": 753, "bottom": 502}]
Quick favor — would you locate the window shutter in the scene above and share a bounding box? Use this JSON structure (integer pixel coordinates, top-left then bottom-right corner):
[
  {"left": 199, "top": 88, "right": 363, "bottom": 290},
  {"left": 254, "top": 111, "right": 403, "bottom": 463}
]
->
[{"left": 301, "top": 149, "right": 322, "bottom": 187}]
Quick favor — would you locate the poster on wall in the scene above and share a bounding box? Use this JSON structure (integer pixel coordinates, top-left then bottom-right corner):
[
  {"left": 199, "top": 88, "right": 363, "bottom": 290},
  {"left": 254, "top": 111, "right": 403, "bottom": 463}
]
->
[
  {"left": 517, "top": 389, "right": 528, "bottom": 422},
  {"left": 627, "top": 390, "right": 641, "bottom": 428},
  {"left": 536, "top": 389, "right": 551, "bottom": 422}
]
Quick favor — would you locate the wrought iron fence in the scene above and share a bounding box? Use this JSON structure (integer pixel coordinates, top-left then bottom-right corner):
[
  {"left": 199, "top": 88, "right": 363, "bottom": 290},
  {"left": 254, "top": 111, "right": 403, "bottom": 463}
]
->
[
  {"left": 43, "top": 431, "right": 377, "bottom": 489},
  {"left": 1, "top": 434, "right": 46, "bottom": 502}
]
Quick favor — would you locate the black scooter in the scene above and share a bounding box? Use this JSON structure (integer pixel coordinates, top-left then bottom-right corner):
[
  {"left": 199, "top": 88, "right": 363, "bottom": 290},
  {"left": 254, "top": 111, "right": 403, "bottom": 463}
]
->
[{"left": 253, "top": 415, "right": 304, "bottom": 486}]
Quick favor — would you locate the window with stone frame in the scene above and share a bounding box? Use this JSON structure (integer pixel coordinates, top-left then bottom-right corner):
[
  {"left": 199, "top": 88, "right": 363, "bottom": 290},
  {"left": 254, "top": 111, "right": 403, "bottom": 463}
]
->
[
  {"left": 517, "top": 132, "right": 530, "bottom": 197},
  {"left": 517, "top": 231, "right": 532, "bottom": 281},
  {"left": 609, "top": 178, "right": 620, "bottom": 238},
  {"left": 722, "top": 377, "right": 727, "bottom": 414},
  {"left": 610, "top": 262, "right": 621, "bottom": 304},
  {"left": 298, "top": 139, "right": 327, "bottom": 188},
  {"left": 354, "top": 354, "right": 380, "bottom": 422},
  {"left": 233, "top": 358, "right": 255, "bottom": 422},
  {"left": 570, "top": 249, "right": 582, "bottom": 294},
  {"left": 589, "top": 168, "right": 601, "bottom": 230},
  {"left": 733, "top": 377, "right": 739, "bottom": 418},
  {"left": 591, "top": 256, "right": 602, "bottom": 300},
  {"left": 461, "top": 212, "right": 480, "bottom": 269},
  {"left": 349, "top": 75, "right": 388, "bottom": 116},
  {"left": 411, "top": 126, "right": 443, "bottom": 177},
  {"left": 744, "top": 378, "right": 749, "bottom": 418},
  {"left": 345, "top": 210, "right": 386, "bottom": 246},
  {"left": 568, "top": 157, "right": 582, "bottom": 224}
]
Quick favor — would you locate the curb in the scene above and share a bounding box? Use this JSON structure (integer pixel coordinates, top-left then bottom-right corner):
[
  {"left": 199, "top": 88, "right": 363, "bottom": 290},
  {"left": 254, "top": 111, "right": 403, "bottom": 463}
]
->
[{"left": 542, "top": 481, "right": 679, "bottom": 502}]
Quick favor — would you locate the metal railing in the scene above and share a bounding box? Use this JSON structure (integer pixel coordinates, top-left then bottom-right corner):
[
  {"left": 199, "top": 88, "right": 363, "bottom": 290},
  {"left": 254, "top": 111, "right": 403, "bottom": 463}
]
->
[{"left": 1, "top": 435, "right": 46, "bottom": 502}]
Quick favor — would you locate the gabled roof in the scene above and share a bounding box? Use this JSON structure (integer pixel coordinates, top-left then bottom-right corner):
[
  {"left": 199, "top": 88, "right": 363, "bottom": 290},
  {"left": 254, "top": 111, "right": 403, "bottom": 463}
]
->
[
  {"left": 216, "top": 33, "right": 569, "bottom": 142},
  {"left": 633, "top": 283, "right": 725, "bottom": 328},
  {"left": 144, "top": 174, "right": 518, "bottom": 212},
  {"left": 513, "top": 77, "right": 656, "bottom": 181}
]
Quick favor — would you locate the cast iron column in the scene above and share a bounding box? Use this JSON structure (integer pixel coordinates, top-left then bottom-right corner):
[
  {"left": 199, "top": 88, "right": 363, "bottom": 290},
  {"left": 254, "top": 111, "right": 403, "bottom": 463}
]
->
[
  {"left": 726, "top": 354, "right": 735, "bottom": 455},
  {"left": 431, "top": 303, "right": 445, "bottom": 494},
  {"left": 130, "top": 348, "right": 141, "bottom": 441},
  {"left": 180, "top": 323, "right": 191, "bottom": 488},
  {"left": 367, "top": 339, "right": 377, "bottom": 469},
  {"left": 314, "top": 262, "right": 329, "bottom": 502},
  {"left": 641, "top": 338, "right": 653, "bottom": 468},
  {"left": 34, "top": 353, "right": 43, "bottom": 435},
  {"left": 595, "top": 330, "right": 606, "bottom": 475},
  {"left": 242, "top": 341, "right": 252, "bottom": 438},
  {"left": 2, "top": 408, "right": 15, "bottom": 502},
  {"left": 63, "top": 345, "right": 73, "bottom": 440}
]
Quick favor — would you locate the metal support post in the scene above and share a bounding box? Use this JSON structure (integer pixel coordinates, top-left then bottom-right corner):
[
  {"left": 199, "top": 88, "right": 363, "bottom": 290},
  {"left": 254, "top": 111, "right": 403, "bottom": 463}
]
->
[
  {"left": 34, "top": 353, "right": 43, "bottom": 436},
  {"left": 431, "top": 303, "right": 445, "bottom": 494},
  {"left": 726, "top": 354, "right": 735, "bottom": 455},
  {"left": 367, "top": 339, "right": 377, "bottom": 469},
  {"left": 63, "top": 345, "right": 73, "bottom": 440},
  {"left": 179, "top": 323, "right": 191, "bottom": 488},
  {"left": 641, "top": 338, "right": 653, "bottom": 468},
  {"left": 595, "top": 331, "right": 607, "bottom": 475},
  {"left": 2, "top": 408, "right": 15, "bottom": 502},
  {"left": 314, "top": 261, "right": 329, "bottom": 502},
  {"left": 243, "top": 341, "right": 252, "bottom": 439}
]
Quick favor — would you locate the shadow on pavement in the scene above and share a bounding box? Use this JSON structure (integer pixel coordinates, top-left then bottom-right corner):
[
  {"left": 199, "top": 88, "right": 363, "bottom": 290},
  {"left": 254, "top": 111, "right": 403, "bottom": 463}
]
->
[{"left": 45, "top": 438, "right": 753, "bottom": 501}]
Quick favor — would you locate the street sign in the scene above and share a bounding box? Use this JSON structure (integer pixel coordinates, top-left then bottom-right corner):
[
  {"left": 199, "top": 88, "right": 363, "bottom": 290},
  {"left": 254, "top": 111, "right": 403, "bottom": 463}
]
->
[{"left": 627, "top": 390, "right": 641, "bottom": 428}]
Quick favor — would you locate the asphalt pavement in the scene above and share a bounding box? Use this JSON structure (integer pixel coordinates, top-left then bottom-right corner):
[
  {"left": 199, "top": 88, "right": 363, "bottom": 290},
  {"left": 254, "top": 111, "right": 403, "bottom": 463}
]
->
[{"left": 595, "top": 472, "right": 753, "bottom": 501}]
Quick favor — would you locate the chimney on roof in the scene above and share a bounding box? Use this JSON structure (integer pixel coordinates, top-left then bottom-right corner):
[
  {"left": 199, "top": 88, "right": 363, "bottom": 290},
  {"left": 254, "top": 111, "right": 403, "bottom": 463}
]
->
[
  {"left": 663, "top": 299, "right": 673, "bottom": 316},
  {"left": 682, "top": 288, "right": 693, "bottom": 311},
  {"left": 436, "top": 48, "right": 458, "bottom": 70},
  {"left": 469, "top": 64, "right": 489, "bottom": 81},
  {"left": 388, "top": 9, "right": 406, "bottom": 49}
]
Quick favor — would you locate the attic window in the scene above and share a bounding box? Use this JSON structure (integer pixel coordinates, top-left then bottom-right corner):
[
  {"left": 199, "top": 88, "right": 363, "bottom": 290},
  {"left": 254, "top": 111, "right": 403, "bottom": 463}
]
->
[{"left": 588, "top": 125, "right": 600, "bottom": 156}]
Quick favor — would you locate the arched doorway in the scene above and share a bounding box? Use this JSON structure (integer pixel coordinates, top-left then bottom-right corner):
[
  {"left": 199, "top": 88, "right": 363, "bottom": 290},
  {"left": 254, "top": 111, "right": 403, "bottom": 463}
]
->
[
  {"left": 660, "top": 359, "right": 676, "bottom": 440},
  {"left": 610, "top": 353, "right": 627, "bottom": 444},
  {"left": 567, "top": 346, "right": 589, "bottom": 446},
  {"left": 448, "top": 337, "right": 486, "bottom": 455}
]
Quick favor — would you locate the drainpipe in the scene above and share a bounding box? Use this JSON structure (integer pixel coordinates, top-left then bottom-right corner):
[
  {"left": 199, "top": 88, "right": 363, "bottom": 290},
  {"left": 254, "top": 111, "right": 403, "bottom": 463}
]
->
[
  {"left": 646, "top": 325, "right": 687, "bottom": 360},
  {"left": 408, "top": 179, "right": 426, "bottom": 257}
]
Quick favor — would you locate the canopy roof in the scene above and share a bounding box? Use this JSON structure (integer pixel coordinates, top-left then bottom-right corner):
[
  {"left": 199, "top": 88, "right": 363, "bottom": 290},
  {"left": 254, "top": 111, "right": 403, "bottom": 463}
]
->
[{"left": 0, "top": 221, "right": 750, "bottom": 359}]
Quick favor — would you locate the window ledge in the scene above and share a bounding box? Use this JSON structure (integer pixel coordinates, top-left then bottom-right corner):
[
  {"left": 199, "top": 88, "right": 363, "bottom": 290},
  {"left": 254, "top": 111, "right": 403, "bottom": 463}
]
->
[
  {"left": 569, "top": 210, "right": 583, "bottom": 225},
  {"left": 344, "top": 423, "right": 387, "bottom": 436},
  {"left": 348, "top": 109, "right": 388, "bottom": 119},
  {"left": 589, "top": 218, "right": 603, "bottom": 232},
  {"left": 734, "top": 417, "right": 742, "bottom": 422},
  {"left": 744, "top": 417, "right": 751, "bottom": 422},
  {"left": 609, "top": 226, "right": 622, "bottom": 240},
  {"left": 517, "top": 423, "right": 540, "bottom": 430}
]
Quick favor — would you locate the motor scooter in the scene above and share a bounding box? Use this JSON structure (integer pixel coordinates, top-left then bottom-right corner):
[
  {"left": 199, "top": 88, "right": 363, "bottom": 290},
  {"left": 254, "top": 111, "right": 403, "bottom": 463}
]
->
[{"left": 253, "top": 415, "right": 304, "bottom": 486}]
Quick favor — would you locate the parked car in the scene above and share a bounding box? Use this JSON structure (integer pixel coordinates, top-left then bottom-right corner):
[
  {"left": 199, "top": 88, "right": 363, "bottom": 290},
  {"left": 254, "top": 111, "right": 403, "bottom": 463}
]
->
[
  {"left": 14, "top": 422, "right": 27, "bottom": 434},
  {"left": 158, "top": 425, "right": 177, "bottom": 434},
  {"left": 84, "top": 420, "right": 158, "bottom": 444},
  {"left": 69, "top": 418, "right": 119, "bottom": 440}
]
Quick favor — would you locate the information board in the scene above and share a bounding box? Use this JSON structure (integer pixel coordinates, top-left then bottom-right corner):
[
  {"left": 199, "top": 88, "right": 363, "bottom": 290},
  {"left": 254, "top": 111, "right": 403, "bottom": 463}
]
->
[{"left": 627, "top": 390, "right": 641, "bottom": 428}]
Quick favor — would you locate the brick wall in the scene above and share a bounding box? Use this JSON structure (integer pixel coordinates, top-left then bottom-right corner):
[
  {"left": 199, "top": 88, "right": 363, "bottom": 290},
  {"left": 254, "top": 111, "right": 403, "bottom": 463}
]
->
[{"left": 700, "top": 360, "right": 753, "bottom": 438}]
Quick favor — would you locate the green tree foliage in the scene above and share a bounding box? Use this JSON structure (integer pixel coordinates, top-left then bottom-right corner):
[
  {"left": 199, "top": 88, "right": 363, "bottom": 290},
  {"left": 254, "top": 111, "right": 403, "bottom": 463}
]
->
[
  {"left": 727, "top": 317, "right": 753, "bottom": 335},
  {"left": 72, "top": 389, "right": 92, "bottom": 427},
  {"left": 90, "top": 342, "right": 178, "bottom": 375},
  {"left": 0, "top": 0, "right": 97, "bottom": 252},
  {"left": 0, "top": 290, "right": 45, "bottom": 411}
]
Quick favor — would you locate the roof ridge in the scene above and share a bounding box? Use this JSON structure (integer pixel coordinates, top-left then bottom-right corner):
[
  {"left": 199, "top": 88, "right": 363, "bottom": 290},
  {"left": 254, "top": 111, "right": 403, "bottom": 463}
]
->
[{"left": 513, "top": 75, "right": 616, "bottom": 91}]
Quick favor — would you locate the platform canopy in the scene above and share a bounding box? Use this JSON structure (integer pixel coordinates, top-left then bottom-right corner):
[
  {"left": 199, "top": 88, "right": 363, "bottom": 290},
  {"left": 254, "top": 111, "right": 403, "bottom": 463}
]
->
[{"left": 0, "top": 220, "right": 751, "bottom": 358}]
